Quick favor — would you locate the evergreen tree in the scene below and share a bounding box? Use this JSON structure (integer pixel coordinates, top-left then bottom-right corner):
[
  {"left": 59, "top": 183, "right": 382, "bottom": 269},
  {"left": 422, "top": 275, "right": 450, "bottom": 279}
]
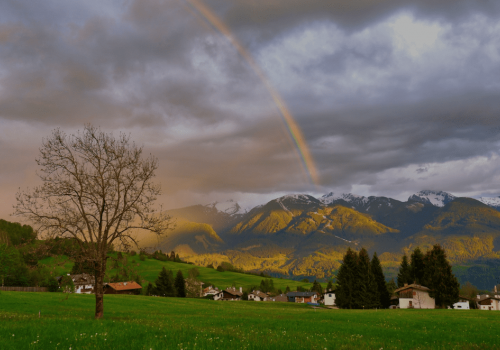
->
[
  {"left": 146, "top": 282, "right": 155, "bottom": 296},
  {"left": 397, "top": 255, "right": 412, "bottom": 287},
  {"left": 285, "top": 285, "right": 290, "bottom": 293},
  {"left": 174, "top": 270, "right": 186, "bottom": 297},
  {"left": 326, "top": 280, "right": 334, "bottom": 292},
  {"left": 410, "top": 247, "right": 426, "bottom": 285},
  {"left": 423, "top": 244, "right": 459, "bottom": 308},
  {"left": 335, "top": 248, "right": 358, "bottom": 309},
  {"left": 386, "top": 279, "right": 397, "bottom": 296},
  {"left": 311, "top": 280, "right": 323, "bottom": 295},
  {"left": 371, "top": 252, "right": 390, "bottom": 308},
  {"left": 355, "top": 248, "right": 379, "bottom": 309},
  {"left": 155, "top": 267, "right": 176, "bottom": 297}
]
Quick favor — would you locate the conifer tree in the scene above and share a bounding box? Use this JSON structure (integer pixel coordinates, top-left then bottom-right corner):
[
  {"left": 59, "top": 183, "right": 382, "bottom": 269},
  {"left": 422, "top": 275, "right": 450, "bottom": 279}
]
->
[
  {"left": 174, "top": 270, "right": 186, "bottom": 297},
  {"left": 410, "top": 247, "right": 426, "bottom": 285},
  {"left": 311, "top": 280, "right": 323, "bottom": 295},
  {"left": 155, "top": 267, "right": 176, "bottom": 297},
  {"left": 336, "top": 248, "right": 358, "bottom": 309},
  {"left": 423, "top": 244, "right": 459, "bottom": 308},
  {"left": 371, "top": 252, "right": 390, "bottom": 308},
  {"left": 356, "top": 248, "right": 379, "bottom": 308},
  {"left": 146, "top": 282, "right": 155, "bottom": 296},
  {"left": 285, "top": 285, "right": 290, "bottom": 293},
  {"left": 397, "top": 255, "right": 412, "bottom": 287},
  {"left": 326, "top": 280, "right": 334, "bottom": 292},
  {"left": 386, "top": 279, "right": 397, "bottom": 296}
]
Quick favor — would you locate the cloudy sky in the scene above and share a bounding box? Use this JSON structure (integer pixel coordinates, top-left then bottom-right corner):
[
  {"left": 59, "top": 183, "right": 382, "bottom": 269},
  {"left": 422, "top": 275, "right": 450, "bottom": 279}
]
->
[{"left": 1, "top": 0, "right": 500, "bottom": 218}]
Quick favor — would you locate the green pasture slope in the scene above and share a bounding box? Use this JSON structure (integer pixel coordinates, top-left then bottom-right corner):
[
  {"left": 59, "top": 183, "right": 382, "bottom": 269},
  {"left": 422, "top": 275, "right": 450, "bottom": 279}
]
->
[
  {"left": 1, "top": 292, "right": 499, "bottom": 350},
  {"left": 38, "top": 253, "right": 316, "bottom": 291}
]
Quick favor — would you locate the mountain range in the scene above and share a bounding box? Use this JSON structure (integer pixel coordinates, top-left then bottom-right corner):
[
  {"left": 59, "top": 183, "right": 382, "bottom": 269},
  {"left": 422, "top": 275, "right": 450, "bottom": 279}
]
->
[{"left": 137, "top": 191, "right": 500, "bottom": 289}]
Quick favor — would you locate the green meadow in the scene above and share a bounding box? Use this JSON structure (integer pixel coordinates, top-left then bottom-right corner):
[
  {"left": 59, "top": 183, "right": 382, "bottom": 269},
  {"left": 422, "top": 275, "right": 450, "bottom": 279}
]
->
[
  {"left": 1, "top": 292, "right": 499, "bottom": 350},
  {"left": 38, "top": 253, "right": 317, "bottom": 291}
]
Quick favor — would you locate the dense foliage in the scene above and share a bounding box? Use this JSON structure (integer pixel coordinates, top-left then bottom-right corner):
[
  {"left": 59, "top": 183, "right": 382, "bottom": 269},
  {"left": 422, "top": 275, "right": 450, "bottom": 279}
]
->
[
  {"left": 336, "top": 248, "right": 390, "bottom": 309},
  {"left": 0, "top": 219, "right": 36, "bottom": 246}
]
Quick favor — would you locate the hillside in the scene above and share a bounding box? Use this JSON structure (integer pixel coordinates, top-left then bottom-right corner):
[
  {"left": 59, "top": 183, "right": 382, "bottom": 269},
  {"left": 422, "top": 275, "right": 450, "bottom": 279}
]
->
[
  {"left": 139, "top": 194, "right": 500, "bottom": 289},
  {"left": 38, "top": 252, "right": 317, "bottom": 291}
]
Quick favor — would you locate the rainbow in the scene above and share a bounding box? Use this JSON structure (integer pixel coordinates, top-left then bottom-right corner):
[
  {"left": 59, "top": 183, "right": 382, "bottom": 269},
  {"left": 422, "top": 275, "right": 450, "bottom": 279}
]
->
[{"left": 181, "top": 0, "right": 319, "bottom": 186}]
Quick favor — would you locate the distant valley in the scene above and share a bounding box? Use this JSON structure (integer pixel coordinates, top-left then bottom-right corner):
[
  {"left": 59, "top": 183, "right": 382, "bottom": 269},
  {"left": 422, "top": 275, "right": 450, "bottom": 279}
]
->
[{"left": 137, "top": 191, "right": 500, "bottom": 290}]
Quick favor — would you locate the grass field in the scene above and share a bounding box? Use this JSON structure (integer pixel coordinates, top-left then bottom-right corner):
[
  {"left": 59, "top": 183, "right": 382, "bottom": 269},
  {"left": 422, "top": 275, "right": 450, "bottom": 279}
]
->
[
  {"left": 38, "top": 253, "right": 317, "bottom": 291},
  {"left": 1, "top": 292, "right": 499, "bottom": 350}
]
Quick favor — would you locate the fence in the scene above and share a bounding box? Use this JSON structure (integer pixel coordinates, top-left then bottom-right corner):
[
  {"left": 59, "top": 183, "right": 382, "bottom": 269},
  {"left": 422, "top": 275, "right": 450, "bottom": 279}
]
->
[{"left": 0, "top": 286, "right": 49, "bottom": 292}]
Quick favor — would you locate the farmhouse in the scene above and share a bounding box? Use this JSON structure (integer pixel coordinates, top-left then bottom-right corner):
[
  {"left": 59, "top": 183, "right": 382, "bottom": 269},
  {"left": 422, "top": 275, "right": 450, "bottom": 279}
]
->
[
  {"left": 202, "top": 286, "right": 219, "bottom": 297},
  {"left": 452, "top": 296, "right": 472, "bottom": 310},
  {"left": 104, "top": 281, "right": 142, "bottom": 295},
  {"left": 323, "top": 291, "right": 336, "bottom": 306},
  {"left": 286, "top": 291, "right": 319, "bottom": 303},
  {"left": 248, "top": 290, "right": 268, "bottom": 301},
  {"left": 394, "top": 284, "right": 435, "bottom": 309},
  {"left": 477, "top": 296, "right": 500, "bottom": 311},
  {"left": 216, "top": 287, "right": 243, "bottom": 301},
  {"left": 58, "top": 274, "right": 95, "bottom": 294},
  {"left": 267, "top": 294, "right": 288, "bottom": 302}
]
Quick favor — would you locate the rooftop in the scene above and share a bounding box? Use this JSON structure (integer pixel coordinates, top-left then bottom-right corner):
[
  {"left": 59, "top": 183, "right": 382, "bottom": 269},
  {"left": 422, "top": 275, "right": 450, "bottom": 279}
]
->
[{"left": 106, "top": 281, "right": 142, "bottom": 291}]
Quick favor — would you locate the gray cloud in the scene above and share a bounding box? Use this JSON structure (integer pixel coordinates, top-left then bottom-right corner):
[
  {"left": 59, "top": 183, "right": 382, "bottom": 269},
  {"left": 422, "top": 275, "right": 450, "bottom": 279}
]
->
[{"left": 1, "top": 0, "right": 500, "bottom": 219}]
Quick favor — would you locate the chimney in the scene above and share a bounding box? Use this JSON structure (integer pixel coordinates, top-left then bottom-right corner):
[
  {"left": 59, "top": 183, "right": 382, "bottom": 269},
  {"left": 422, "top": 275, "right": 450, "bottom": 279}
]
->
[
  {"left": 477, "top": 295, "right": 480, "bottom": 300},
  {"left": 404, "top": 283, "right": 408, "bottom": 287},
  {"left": 240, "top": 287, "right": 242, "bottom": 293}
]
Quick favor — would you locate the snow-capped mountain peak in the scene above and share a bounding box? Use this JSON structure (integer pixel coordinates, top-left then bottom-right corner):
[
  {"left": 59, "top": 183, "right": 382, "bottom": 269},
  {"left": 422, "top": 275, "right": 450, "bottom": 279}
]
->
[
  {"left": 319, "top": 192, "right": 367, "bottom": 205},
  {"left": 408, "top": 190, "right": 456, "bottom": 207},
  {"left": 207, "top": 200, "right": 247, "bottom": 215},
  {"left": 477, "top": 196, "right": 500, "bottom": 209}
]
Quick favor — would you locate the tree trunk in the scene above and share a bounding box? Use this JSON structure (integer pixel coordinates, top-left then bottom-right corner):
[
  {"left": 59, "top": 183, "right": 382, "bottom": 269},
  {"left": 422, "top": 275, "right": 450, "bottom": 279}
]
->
[{"left": 94, "top": 261, "right": 105, "bottom": 319}]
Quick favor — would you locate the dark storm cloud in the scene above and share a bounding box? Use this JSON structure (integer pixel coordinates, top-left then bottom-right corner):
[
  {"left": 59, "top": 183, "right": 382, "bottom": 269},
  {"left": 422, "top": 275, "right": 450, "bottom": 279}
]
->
[
  {"left": 211, "top": 0, "right": 500, "bottom": 39},
  {"left": 1, "top": 0, "right": 500, "bottom": 218}
]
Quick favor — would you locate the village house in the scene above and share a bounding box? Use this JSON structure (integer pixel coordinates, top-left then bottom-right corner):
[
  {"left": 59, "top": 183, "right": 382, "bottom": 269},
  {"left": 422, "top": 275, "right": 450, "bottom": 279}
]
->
[
  {"left": 266, "top": 294, "right": 288, "bottom": 302},
  {"left": 104, "top": 281, "right": 142, "bottom": 295},
  {"left": 286, "top": 291, "right": 319, "bottom": 303},
  {"left": 323, "top": 290, "right": 336, "bottom": 306},
  {"left": 202, "top": 285, "right": 219, "bottom": 297},
  {"left": 248, "top": 290, "right": 268, "bottom": 301},
  {"left": 216, "top": 287, "right": 243, "bottom": 301},
  {"left": 394, "top": 284, "right": 435, "bottom": 309},
  {"left": 452, "top": 296, "right": 472, "bottom": 310},
  {"left": 58, "top": 273, "right": 95, "bottom": 294},
  {"left": 476, "top": 286, "right": 500, "bottom": 310},
  {"left": 477, "top": 295, "right": 500, "bottom": 311}
]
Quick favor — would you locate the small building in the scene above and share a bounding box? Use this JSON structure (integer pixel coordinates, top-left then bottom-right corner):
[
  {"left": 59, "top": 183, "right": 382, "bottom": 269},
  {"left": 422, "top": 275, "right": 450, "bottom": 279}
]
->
[
  {"left": 203, "top": 286, "right": 219, "bottom": 297},
  {"left": 104, "top": 281, "right": 142, "bottom": 295},
  {"left": 267, "top": 294, "right": 288, "bottom": 302},
  {"left": 286, "top": 292, "right": 319, "bottom": 303},
  {"left": 477, "top": 296, "right": 500, "bottom": 311},
  {"left": 323, "top": 290, "right": 336, "bottom": 306},
  {"left": 58, "top": 274, "right": 95, "bottom": 294},
  {"left": 217, "top": 287, "right": 243, "bottom": 301},
  {"left": 248, "top": 290, "right": 268, "bottom": 301},
  {"left": 452, "top": 296, "right": 471, "bottom": 310},
  {"left": 394, "top": 284, "right": 435, "bottom": 309}
]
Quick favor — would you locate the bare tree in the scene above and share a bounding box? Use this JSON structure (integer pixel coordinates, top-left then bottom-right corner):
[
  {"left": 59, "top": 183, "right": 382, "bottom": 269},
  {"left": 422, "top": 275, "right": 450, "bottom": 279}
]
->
[{"left": 14, "top": 125, "right": 174, "bottom": 318}]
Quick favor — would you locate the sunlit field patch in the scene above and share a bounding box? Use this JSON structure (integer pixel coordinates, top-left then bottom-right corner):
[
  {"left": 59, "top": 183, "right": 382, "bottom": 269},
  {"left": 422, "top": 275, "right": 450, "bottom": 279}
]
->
[{"left": 1, "top": 292, "right": 498, "bottom": 349}]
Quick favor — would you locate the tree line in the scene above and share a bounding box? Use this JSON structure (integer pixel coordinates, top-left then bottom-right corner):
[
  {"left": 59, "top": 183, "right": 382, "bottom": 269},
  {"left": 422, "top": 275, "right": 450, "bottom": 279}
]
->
[{"left": 145, "top": 267, "right": 186, "bottom": 297}]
